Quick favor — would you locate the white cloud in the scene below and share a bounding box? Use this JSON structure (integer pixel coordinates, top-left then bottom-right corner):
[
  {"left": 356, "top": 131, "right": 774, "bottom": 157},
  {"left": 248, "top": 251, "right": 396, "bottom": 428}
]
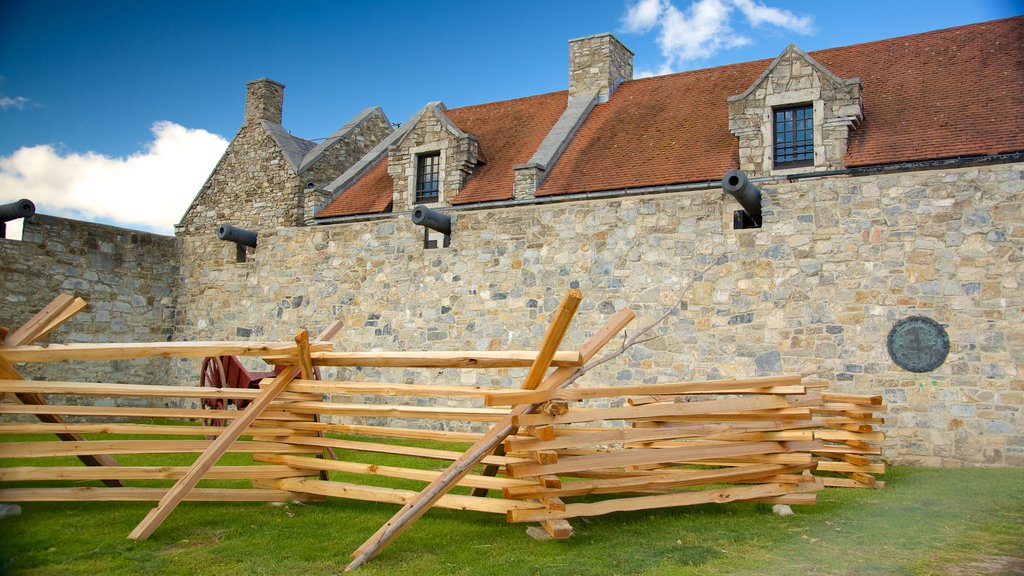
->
[
  {"left": 622, "top": 0, "right": 666, "bottom": 33},
  {"left": 0, "top": 121, "right": 228, "bottom": 235},
  {"left": 732, "top": 0, "right": 813, "bottom": 34},
  {"left": 623, "top": 0, "right": 814, "bottom": 75},
  {"left": 0, "top": 96, "right": 32, "bottom": 111}
]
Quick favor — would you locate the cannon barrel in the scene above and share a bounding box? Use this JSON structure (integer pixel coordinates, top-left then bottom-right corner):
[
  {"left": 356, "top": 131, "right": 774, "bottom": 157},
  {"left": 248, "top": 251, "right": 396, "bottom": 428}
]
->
[
  {"left": 721, "top": 169, "right": 762, "bottom": 225},
  {"left": 411, "top": 205, "right": 451, "bottom": 236},
  {"left": 0, "top": 199, "right": 35, "bottom": 223},
  {"left": 216, "top": 223, "right": 258, "bottom": 248}
]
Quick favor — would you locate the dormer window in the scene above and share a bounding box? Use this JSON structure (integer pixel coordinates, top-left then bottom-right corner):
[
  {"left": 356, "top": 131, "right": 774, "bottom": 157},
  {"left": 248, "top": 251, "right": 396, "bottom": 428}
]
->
[
  {"left": 415, "top": 152, "right": 440, "bottom": 203},
  {"left": 773, "top": 104, "right": 813, "bottom": 168}
]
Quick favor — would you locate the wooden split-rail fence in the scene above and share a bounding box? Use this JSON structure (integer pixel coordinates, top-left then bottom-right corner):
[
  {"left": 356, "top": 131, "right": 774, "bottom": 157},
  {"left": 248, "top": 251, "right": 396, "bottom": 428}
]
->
[{"left": 0, "top": 291, "right": 886, "bottom": 569}]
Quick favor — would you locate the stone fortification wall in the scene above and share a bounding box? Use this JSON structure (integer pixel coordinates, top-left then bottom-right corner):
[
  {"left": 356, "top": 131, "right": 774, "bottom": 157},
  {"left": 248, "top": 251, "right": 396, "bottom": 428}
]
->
[
  {"left": 0, "top": 215, "right": 179, "bottom": 384},
  {"left": 174, "top": 162, "right": 1024, "bottom": 467}
]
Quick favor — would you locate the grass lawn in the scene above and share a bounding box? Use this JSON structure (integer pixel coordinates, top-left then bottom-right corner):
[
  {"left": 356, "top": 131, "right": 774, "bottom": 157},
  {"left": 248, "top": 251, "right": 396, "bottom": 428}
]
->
[{"left": 1, "top": 439, "right": 1022, "bottom": 575}]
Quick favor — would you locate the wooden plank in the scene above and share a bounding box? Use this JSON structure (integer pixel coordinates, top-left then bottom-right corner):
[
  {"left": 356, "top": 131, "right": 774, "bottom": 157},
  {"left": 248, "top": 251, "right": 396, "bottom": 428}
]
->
[
  {"left": 0, "top": 404, "right": 307, "bottom": 421},
  {"left": 540, "top": 519, "right": 574, "bottom": 539},
  {"left": 0, "top": 341, "right": 332, "bottom": 363},
  {"left": 268, "top": 350, "right": 584, "bottom": 369},
  {"left": 0, "top": 465, "right": 309, "bottom": 482},
  {"left": 506, "top": 483, "right": 800, "bottom": 523},
  {"left": 286, "top": 379, "right": 502, "bottom": 398},
  {"left": 821, "top": 477, "right": 886, "bottom": 489},
  {"left": 0, "top": 487, "right": 316, "bottom": 502},
  {"left": 23, "top": 297, "right": 89, "bottom": 346},
  {"left": 0, "top": 380, "right": 314, "bottom": 401},
  {"left": 281, "top": 401, "right": 508, "bottom": 421},
  {"left": 486, "top": 375, "right": 804, "bottom": 406},
  {"left": 0, "top": 440, "right": 319, "bottom": 458},
  {"left": 0, "top": 422, "right": 293, "bottom": 436},
  {"left": 503, "top": 463, "right": 802, "bottom": 499},
  {"left": 821, "top": 393, "right": 883, "bottom": 406},
  {"left": 815, "top": 429, "right": 885, "bottom": 442},
  {"left": 3, "top": 294, "right": 75, "bottom": 347},
  {"left": 345, "top": 300, "right": 629, "bottom": 571},
  {"left": 273, "top": 436, "right": 530, "bottom": 467},
  {"left": 275, "top": 478, "right": 540, "bottom": 515},
  {"left": 270, "top": 421, "right": 492, "bottom": 443},
  {"left": 128, "top": 364, "right": 300, "bottom": 541},
  {"left": 507, "top": 441, "right": 787, "bottom": 478},
  {"left": 521, "top": 290, "right": 582, "bottom": 390},
  {"left": 815, "top": 461, "right": 885, "bottom": 474},
  {"left": 255, "top": 454, "right": 539, "bottom": 491},
  {"left": 0, "top": 353, "right": 124, "bottom": 487},
  {"left": 513, "top": 395, "right": 792, "bottom": 427}
]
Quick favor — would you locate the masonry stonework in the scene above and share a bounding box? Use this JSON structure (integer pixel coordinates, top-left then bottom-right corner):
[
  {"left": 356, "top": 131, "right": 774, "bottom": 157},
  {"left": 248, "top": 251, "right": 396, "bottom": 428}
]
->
[
  {"left": 568, "top": 33, "right": 634, "bottom": 101},
  {"left": 174, "top": 162, "right": 1024, "bottom": 467},
  {"left": 387, "top": 107, "right": 480, "bottom": 210},
  {"left": 0, "top": 215, "right": 178, "bottom": 385},
  {"left": 729, "top": 46, "right": 863, "bottom": 176}
]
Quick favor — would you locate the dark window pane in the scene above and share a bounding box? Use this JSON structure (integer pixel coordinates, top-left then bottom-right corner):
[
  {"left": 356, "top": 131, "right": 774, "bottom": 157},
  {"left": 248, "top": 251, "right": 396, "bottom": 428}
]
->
[
  {"left": 774, "top": 105, "right": 813, "bottom": 167},
  {"left": 416, "top": 152, "right": 440, "bottom": 202}
]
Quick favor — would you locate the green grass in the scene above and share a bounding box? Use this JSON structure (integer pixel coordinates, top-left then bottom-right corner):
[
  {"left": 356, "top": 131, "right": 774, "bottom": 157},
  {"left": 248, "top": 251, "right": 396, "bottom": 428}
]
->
[{"left": 1, "top": 433, "right": 1023, "bottom": 575}]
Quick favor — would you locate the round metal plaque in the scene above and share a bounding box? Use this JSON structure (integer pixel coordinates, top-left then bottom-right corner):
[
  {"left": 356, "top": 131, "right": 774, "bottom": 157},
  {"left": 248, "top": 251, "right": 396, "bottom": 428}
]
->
[{"left": 887, "top": 316, "right": 950, "bottom": 373}]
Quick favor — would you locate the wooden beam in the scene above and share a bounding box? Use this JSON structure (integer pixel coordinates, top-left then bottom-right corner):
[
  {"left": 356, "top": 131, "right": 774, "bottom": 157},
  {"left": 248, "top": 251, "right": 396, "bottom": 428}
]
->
[
  {"left": 0, "top": 422, "right": 295, "bottom": 436},
  {"left": 280, "top": 401, "right": 508, "bottom": 421},
  {"left": 267, "top": 349, "right": 584, "bottom": 369},
  {"left": 0, "top": 380, "right": 314, "bottom": 401},
  {"left": 521, "top": 291, "right": 582, "bottom": 391},
  {"left": 274, "top": 435, "right": 531, "bottom": 467},
  {"left": 503, "top": 463, "right": 805, "bottom": 499},
  {"left": 0, "top": 465, "right": 309, "bottom": 482},
  {"left": 486, "top": 375, "right": 803, "bottom": 406},
  {"left": 344, "top": 301, "right": 632, "bottom": 571},
  {"left": 513, "top": 395, "right": 791, "bottom": 427},
  {"left": 128, "top": 364, "right": 300, "bottom": 541},
  {"left": 255, "top": 454, "right": 539, "bottom": 491},
  {"left": 0, "top": 487, "right": 320, "bottom": 503},
  {"left": 0, "top": 353, "right": 124, "bottom": 487},
  {"left": 1, "top": 341, "right": 332, "bottom": 363},
  {"left": 0, "top": 440, "right": 318, "bottom": 458},
  {"left": 507, "top": 441, "right": 787, "bottom": 478},
  {"left": 3, "top": 293, "right": 76, "bottom": 347},
  {"left": 286, "top": 379, "right": 502, "bottom": 398},
  {"left": 0, "top": 403, "right": 307, "bottom": 421},
  {"left": 274, "top": 478, "right": 540, "bottom": 515},
  {"left": 507, "top": 483, "right": 800, "bottom": 523}
]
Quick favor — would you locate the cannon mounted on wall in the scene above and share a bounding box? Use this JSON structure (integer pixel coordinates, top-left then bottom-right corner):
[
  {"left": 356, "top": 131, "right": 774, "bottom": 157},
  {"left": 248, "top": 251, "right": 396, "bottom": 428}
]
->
[{"left": 0, "top": 198, "right": 36, "bottom": 239}]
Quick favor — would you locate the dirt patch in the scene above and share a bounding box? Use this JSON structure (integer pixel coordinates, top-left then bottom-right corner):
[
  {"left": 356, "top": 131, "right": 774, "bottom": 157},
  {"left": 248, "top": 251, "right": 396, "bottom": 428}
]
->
[{"left": 943, "top": 555, "right": 1024, "bottom": 575}]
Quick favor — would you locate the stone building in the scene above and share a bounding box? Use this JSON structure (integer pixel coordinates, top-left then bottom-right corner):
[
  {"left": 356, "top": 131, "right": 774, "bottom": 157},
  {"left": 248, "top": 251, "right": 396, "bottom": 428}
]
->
[{"left": 2, "top": 17, "right": 1023, "bottom": 467}]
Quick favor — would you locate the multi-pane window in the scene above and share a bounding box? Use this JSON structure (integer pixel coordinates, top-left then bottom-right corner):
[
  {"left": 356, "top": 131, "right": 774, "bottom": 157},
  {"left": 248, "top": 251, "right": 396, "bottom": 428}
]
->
[
  {"left": 415, "top": 152, "right": 440, "bottom": 203},
  {"left": 773, "top": 105, "right": 813, "bottom": 168}
]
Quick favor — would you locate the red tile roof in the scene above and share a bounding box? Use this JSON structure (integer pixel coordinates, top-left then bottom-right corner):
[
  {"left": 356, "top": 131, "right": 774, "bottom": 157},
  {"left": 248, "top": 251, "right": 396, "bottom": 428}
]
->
[
  {"left": 539, "top": 17, "right": 1024, "bottom": 196},
  {"left": 316, "top": 156, "right": 392, "bottom": 218},
  {"left": 319, "top": 17, "right": 1023, "bottom": 217},
  {"left": 447, "top": 91, "right": 567, "bottom": 204}
]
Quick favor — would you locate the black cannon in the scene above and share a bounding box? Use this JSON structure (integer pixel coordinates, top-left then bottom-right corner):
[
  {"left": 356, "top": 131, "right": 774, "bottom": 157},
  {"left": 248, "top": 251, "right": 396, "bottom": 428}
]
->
[
  {"left": 411, "top": 205, "right": 451, "bottom": 236},
  {"left": 217, "top": 223, "right": 258, "bottom": 262},
  {"left": 721, "top": 169, "right": 762, "bottom": 229},
  {"left": 0, "top": 198, "right": 35, "bottom": 238}
]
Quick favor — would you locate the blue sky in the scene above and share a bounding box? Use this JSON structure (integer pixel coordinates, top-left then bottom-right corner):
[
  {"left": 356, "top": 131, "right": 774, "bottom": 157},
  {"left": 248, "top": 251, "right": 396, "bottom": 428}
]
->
[{"left": 0, "top": 0, "right": 1020, "bottom": 234}]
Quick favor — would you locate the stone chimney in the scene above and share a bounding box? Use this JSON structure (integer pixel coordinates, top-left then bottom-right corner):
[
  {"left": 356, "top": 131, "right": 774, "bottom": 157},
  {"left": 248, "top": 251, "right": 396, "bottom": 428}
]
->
[
  {"left": 568, "top": 33, "right": 634, "bottom": 102},
  {"left": 245, "top": 78, "right": 285, "bottom": 125}
]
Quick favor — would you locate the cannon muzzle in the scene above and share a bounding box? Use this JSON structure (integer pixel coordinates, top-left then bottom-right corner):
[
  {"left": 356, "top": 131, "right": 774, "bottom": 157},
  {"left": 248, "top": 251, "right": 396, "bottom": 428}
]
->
[
  {"left": 0, "top": 199, "right": 35, "bottom": 223},
  {"left": 217, "top": 223, "right": 258, "bottom": 248},
  {"left": 411, "top": 205, "right": 451, "bottom": 236},
  {"left": 722, "top": 169, "right": 761, "bottom": 226}
]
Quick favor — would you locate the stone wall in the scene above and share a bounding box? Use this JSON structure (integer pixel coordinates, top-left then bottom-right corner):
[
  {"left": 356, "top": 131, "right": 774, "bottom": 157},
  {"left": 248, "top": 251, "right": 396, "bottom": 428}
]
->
[
  {"left": 0, "top": 214, "right": 179, "bottom": 384},
  {"left": 174, "top": 162, "right": 1024, "bottom": 467}
]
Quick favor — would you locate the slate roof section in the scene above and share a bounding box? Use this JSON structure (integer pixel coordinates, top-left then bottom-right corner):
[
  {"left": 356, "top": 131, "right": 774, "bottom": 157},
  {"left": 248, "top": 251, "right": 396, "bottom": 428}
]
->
[
  {"left": 260, "top": 120, "right": 317, "bottom": 172},
  {"left": 297, "top": 107, "right": 388, "bottom": 173},
  {"left": 316, "top": 17, "right": 1024, "bottom": 218}
]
